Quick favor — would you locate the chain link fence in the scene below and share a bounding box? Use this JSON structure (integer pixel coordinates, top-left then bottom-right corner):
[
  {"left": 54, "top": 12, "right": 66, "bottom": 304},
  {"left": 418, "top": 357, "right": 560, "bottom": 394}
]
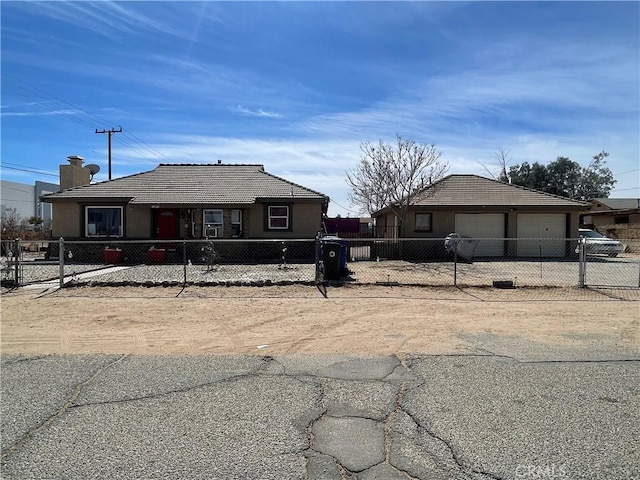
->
[{"left": 2, "top": 237, "right": 639, "bottom": 290}]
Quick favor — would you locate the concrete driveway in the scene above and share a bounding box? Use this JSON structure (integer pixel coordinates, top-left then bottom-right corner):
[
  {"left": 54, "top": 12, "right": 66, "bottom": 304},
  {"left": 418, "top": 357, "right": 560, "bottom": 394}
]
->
[{"left": 2, "top": 342, "right": 638, "bottom": 480}]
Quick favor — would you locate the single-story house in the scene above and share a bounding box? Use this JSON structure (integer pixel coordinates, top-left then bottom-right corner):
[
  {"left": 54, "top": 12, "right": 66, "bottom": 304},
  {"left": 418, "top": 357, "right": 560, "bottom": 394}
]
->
[
  {"left": 42, "top": 156, "right": 328, "bottom": 244},
  {"left": 581, "top": 198, "right": 640, "bottom": 240},
  {"left": 372, "top": 174, "right": 588, "bottom": 258}
]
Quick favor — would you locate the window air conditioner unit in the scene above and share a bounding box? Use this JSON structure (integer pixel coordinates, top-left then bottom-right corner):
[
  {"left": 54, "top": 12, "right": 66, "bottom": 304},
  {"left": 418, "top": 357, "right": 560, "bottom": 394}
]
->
[{"left": 205, "top": 225, "right": 219, "bottom": 238}]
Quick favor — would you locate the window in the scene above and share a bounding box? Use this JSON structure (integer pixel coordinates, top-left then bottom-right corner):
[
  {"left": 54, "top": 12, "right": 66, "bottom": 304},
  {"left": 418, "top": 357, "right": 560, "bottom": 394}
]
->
[
  {"left": 415, "top": 213, "right": 432, "bottom": 232},
  {"left": 614, "top": 216, "right": 629, "bottom": 224},
  {"left": 203, "top": 209, "right": 223, "bottom": 238},
  {"left": 231, "top": 209, "right": 242, "bottom": 237},
  {"left": 267, "top": 205, "right": 290, "bottom": 230},
  {"left": 85, "top": 206, "right": 123, "bottom": 237}
]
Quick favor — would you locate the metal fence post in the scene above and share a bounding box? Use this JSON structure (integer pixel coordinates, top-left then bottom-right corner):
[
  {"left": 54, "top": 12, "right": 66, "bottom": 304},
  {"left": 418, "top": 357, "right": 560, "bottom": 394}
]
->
[
  {"left": 183, "top": 239, "right": 187, "bottom": 286},
  {"left": 315, "top": 232, "right": 321, "bottom": 271},
  {"left": 59, "top": 237, "right": 65, "bottom": 289},
  {"left": 578, "top": 237, "right": 585, "bottom": 288},
  {"left": 453, "top": 249, "right": 457, "bottom": 286},
  {"left": 13, "top": 238, "right": 20, "bottom": 286}
]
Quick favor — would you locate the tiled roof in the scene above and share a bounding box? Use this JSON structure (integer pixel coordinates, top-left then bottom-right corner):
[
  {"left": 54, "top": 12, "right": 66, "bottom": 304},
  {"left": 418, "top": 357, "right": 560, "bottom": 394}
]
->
[
  {"left": 591, "top": 198, "right": 640, "bottom": 210},
  {"left": 374, "top": 174, "right": 588, "bottom": 214},
  {"left": 412, "top": 174, "right": 588, "bottom": 206},
  {"left": 42, "top": 164, "right": 328, "bottom": 205}
]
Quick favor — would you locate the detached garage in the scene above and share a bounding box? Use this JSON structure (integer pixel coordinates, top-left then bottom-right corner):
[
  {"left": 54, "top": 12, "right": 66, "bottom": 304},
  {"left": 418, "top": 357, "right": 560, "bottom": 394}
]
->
[
  {"left": 516, "top": 213, "right": 567, "bottom": 257},
  {"left": 454, "top": 213, "right": 505, "bottom": 257},
  {"left": 372, "top": 174, "right": 587, "bottom": 259}
]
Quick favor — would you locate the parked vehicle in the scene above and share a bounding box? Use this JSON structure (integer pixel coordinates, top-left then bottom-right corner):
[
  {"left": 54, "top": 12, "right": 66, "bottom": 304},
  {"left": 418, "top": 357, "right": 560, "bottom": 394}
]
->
[{"left": 578, "top": 229, "right": 625, "bottom": 257}]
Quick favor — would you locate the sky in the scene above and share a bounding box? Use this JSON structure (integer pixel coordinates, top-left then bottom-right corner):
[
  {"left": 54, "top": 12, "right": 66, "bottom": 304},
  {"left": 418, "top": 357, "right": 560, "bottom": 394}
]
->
[{"left": 1, "top": 1, "right": 639, "bottom": 217}]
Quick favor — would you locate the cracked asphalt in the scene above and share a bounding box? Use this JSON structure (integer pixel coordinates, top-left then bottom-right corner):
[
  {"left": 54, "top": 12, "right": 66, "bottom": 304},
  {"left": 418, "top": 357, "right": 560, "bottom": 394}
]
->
[{"left": 1, "top": 347, "right": 638, "bottom": 480}]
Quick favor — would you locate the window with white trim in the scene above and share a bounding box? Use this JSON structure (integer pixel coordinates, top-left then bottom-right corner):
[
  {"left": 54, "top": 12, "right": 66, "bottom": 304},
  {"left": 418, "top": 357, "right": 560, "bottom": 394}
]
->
[
  {"left": 268, "top": 206, "right": 289, "bottom": 230},
  {"left": 231, "top": 209, "right": 242, "bottom": 237},
  {"left": 203, "top": 209, "right": 223, "bottom": 238},
  {"left": 85, "top": 206, "right": 123, "bottom": 237}
]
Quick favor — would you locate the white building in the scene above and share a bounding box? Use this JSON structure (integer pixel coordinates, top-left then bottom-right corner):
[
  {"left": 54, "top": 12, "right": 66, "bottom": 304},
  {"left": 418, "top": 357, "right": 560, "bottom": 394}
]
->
[{"left": 1, "top": 180, "right": 59, "bottom": 226}]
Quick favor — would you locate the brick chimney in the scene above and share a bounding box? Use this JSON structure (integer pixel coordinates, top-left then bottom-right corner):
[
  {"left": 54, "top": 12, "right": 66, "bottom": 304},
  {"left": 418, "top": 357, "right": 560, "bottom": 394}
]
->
[{"left": 60, "top": 155, "right": 91, "bottom": 191}]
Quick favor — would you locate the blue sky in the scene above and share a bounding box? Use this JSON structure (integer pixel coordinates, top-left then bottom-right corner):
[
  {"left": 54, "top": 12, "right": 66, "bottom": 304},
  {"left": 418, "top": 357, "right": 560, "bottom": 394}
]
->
[{"left": 1, "top": 1, "right": 639, "bottom": 216}]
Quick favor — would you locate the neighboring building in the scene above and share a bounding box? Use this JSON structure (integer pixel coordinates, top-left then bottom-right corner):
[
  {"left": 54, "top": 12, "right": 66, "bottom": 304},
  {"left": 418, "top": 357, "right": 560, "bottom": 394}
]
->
[
  {"left": 372, "top": 174, "right": 587, "bottom": 257},
  {"left": 41, "top": 157, "right": 328, "bottom": 240},
  {"left": 582, "top": 198, "right": 640, "bottom": 228},
  {"left": 581, "top": 198, "right": 640, "bottom": 240},
  {"left": 1, "top": 179, "right": 59, "bottom": 226}
]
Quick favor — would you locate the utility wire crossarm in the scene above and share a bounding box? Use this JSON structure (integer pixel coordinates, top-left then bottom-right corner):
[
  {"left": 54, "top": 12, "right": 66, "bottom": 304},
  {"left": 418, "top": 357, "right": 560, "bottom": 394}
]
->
[{"left": 95, "top": 126, "right": 123, "bottom": 180}]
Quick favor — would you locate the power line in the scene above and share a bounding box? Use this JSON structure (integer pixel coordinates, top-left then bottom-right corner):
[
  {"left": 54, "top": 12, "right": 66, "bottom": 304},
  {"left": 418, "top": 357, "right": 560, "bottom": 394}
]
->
[
  {"left": 611, "top": 187, "right": 639, "bottom": 192},
  {"left": 4, "top": 78, "right": 171, "bottom": 164},
  {"left": 0, "top": 165, "right": 58, "bottom": 177},
  {"left": 114, "top": 134, "right": 169, "bottom": 163},
  {"left": 329, "top": 199, "right": 362, "bottom": 215},
  {"left": 121, "top": 130, "right": 171, "bottom": 161},
  {"left": 613, "top": 168, "right": 640, "bottom": 176}
]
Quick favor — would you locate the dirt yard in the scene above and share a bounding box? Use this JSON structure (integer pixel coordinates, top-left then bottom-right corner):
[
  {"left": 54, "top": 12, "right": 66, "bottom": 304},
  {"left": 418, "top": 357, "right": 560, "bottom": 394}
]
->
[{"left": 1, "top": 285, "right": 638, "bottom": 356}]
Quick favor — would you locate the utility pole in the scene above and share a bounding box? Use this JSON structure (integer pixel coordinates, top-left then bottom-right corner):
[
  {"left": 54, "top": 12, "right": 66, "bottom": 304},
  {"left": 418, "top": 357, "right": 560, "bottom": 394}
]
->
[{"left": 95, "top": 126, "right": 122, "bottom": 180}]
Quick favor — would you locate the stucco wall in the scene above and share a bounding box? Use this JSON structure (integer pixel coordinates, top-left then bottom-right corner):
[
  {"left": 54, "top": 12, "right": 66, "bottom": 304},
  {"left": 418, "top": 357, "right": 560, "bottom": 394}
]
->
[
  {"left": 377, "top": 208, "right": 583, "bottom": 238},
  {"left": 51, "top": 203, "right": 150, "bottom": 238},
  {"left": 126, "top": 206, "right": 151, "bottom": 237},
  {"left": 52, "top": 202, "right": 324, "bottom": 239},
  {"left": 51, "top": 202, "right": 81, "bottom": 237},
  {"left": 249, "top": 202, "right": 323, "bottom": 239}
]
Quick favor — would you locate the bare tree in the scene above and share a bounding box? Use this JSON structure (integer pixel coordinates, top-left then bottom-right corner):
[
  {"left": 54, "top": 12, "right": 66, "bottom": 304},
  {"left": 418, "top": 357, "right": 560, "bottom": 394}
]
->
[
  {"left": 1, "top": 208, "right": 22, "bottom": 239},
  {"left": 346, "top": 135, "right": 448, "bottom": 236},
  {"left": 479, "top": 147, "right": 511, "bottom": 182}
]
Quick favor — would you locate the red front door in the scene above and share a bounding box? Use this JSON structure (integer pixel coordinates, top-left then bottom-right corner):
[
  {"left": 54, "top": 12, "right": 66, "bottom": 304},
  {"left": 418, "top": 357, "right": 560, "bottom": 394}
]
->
[{"left": 156, "top": 208, "right": 177, "bottom": 239}]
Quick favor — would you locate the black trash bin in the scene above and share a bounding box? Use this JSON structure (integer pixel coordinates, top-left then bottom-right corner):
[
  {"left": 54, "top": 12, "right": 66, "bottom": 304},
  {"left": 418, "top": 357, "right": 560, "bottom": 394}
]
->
[
  {"left": 322, "top": 235, "right": 349, "bottom": 269},
  {"left": 322, "top": 241, "right": 342, "bottom": 281}
]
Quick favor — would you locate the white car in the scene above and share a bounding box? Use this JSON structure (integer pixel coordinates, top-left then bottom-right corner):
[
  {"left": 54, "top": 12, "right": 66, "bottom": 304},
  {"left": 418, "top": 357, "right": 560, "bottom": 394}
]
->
[{"left": 578, "top": 229, "right": 625, "bottom": 257}]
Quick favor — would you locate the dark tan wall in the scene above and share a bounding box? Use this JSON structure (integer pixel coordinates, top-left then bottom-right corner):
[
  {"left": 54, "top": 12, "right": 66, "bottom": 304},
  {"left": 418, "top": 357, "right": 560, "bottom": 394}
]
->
[
  {"left": 51, "top": 203, "right": 81, "bottom": 237},
  {"left": 51, "top": 203, "right": 151, "bottom": 238},
  {"left": 51, "top": 201, "right": 325, "bottom": 239},
  {"left": 376, "top": 208, "right": 583, "bottom": 238},
  {"left": 126, "top": 206, "right": 151, "bottom": 237},
  {"left": 403, "top": 211, "right": 454, "bottom": 237},
  {"left": 59, "top": 164, "right": 90, "bottom": 191},
  {"left": 249, "top": 202, "right": 323, "bottom": 239}
]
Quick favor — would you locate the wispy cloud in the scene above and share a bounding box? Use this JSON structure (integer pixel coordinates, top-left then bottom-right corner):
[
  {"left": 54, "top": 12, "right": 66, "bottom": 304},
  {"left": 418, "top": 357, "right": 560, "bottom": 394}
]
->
[
  {"left": 106, "top": 135, "right": 361, "bottom": 211},
  {"left": 296, "top": 36, "right": 638, "bottom": 146},
  {"left": 0, "top": 109, "right": 79, "bottom": 117},
  {"left": 8, "top": 1, "right": 197, "bottom": 43},
  {"left": 231, "top": 105, "right": 282, "bottom": 119},
  {"left": 2, "top": 2, "right": 637, "bottom": 209}
]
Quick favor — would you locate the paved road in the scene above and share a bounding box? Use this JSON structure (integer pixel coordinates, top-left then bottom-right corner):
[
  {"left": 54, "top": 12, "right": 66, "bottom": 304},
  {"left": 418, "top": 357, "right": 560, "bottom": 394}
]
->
[{"left": 1, "top": 345, "right": 638, "bottom": 479}]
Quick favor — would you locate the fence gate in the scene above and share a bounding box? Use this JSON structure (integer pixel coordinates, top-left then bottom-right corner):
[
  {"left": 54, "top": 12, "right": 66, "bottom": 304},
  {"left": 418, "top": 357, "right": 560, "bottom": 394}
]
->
[
  {"left": 1, "top": 239, "right": 23, "bottom": 287},
  {"left": 579, "top": 238, "right": 640, "bottom": 289}
]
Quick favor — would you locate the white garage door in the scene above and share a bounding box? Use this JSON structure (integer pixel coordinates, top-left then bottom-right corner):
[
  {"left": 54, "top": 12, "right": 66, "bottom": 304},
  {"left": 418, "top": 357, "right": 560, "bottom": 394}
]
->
[
  {"left": 454, "top": 213, "right": 505, "bottom": 257},
  {"left": 517, "top": 213, "right": 566, "bottom": 257}
]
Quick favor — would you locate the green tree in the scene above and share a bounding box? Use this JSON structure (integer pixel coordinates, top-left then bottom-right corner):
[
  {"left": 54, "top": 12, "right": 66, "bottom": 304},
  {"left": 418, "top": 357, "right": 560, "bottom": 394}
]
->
[
  {"left": 509, "top": 151, "right": 615, "bottom": 201},
  {"left": 546, "top": 157, "right": 582, "bottom": 198},
  {"left": 577, "top": 151, "right": 616, "bottom": 201},
  {"left": 508, "top": 161, "right": 550, "bottom": 190},
  {"left": 28, "top": 216, "right": 44, "bottom": 231}
]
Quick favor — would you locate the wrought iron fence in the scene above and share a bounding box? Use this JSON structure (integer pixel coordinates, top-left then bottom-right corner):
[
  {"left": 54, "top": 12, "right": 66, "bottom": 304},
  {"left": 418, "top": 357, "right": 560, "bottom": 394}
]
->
[{"left": 2, "top": 236, "right": 639, "bottom": 290}]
